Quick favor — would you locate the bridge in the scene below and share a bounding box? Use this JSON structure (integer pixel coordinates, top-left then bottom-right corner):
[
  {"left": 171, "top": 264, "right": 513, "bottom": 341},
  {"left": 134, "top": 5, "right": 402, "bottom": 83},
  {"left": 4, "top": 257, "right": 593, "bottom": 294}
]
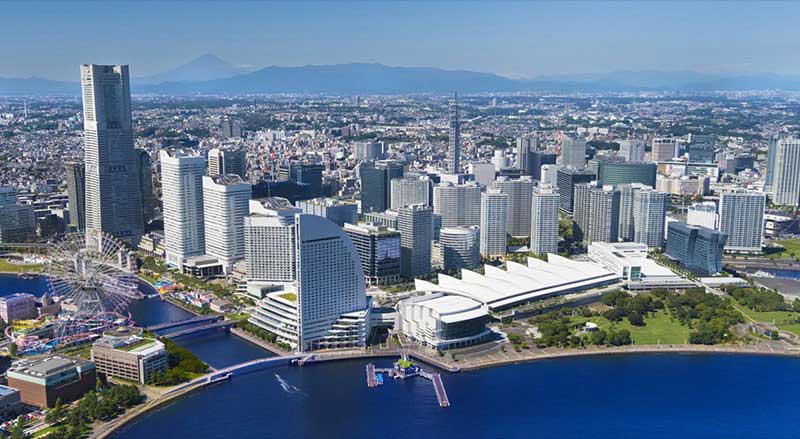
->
[
  {"left": 166, "top": 355, "right": 303, "bottom": 395},
  {"left": 146, "top": 315, "right": 222, "bottom": 332},
  {"left": 161, "top": 320, "right": 238, "bottom": 339}
]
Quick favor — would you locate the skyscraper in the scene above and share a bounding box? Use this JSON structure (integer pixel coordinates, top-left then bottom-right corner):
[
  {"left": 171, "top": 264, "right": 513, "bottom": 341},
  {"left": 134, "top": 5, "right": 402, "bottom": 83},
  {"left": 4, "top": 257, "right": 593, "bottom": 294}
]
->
[
  {"left": 447, "top": 92, "right": 461, "bottom": 174},
  {"left": 687, "top": 201, "right": 719, "bottom": 230},
  {"left": 136, "top": 148, "right": 156, "bottom": 225},
  {"left": 493, "top": 177, "right": 535, "bottom": 237},
  {"left": 618, "top": 139, "right": 646, "bottom": 163},
  {"left": 666, "top": 222, "right": 726, "bottom": 276},
  {"left": 556, "top": 167, "right": 596, "bottom": 213},
  {"left": 398, "top": 204, "right": 433, "bottom": 278},
  {"left": 344, "top": 223, "right": 401, "bottom": 286},
  {"left": 618, "top": 183, "right": 648, "bottom": 242},
  {"left": 248, "top": 207, "right": 370, "bottom": 352},
  {"left": 438, "top": 226, "right": 480, "bottom": 271},
  {"left": 65, "top": 162, "right": 85, "bottom": 232},
  {"left": 651, "top": 138, "right": 676, "bottom": 162},
  {"left": 433, "top": 182, "right": 481, "bottom": 227},
  {"left": 687, "top": 134, "right": 716, "bottom": 163},
  {"left": 530, "top": 183, "right": 560, "bottom": 256},
  {"left": 390, "top": 175, "right": 431, "bottom": 210},
  {"left": 575, "top": 184, "right": 621, "bottom": 244},
  {"left": 359, "top": 160, "right": 404, "bottom": 213},
  {"left": 208, "top": 147, "right": 247, "bottom": 180},
  {"left": 81, "top": 64, "right": 143, "bottom": 248},
  {"left": 277, "top": 161, "right": 323, "bottom": 197},
  {"left": 633, "top": 188, "right": 667, "bottom": 248},
  {"left": 160, "top": 150, "right": 207, "bottom": 267},
  {"left": 0, "top": 187, "right": 34, "bottom": 243},
  {"left": 526, "top": 151, "right": 557, "bottom": 181},
  {"left": 480, "top": 189, "right": 508, "bottom": 257},
  {"left": 770, "top": 137, "right": 800, "bottom": 207},
  {"left": 764, "top": 135, "right": 778, "bottom": 194},
  {"left": 202, "top": 175, "right": 252, "bottom": 271},
  {"left": 560, "top": 133, "right": 586, "bottom": 169},
  {"left": 244, "top": 198, "right": 301, "bottom": 283},
  {"left": 516, "top": 135, "right": 538, "bottom": 172},
  {"left": 719, "top": 190, "right": 765, "bottom": 253}
]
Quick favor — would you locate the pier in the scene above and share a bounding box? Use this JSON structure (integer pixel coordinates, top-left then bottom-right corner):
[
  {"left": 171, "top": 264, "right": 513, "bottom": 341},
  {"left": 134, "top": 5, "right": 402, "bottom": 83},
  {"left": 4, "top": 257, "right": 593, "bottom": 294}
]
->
[{"left": 365, "top": 358, "right": 451, "bottom": 408}]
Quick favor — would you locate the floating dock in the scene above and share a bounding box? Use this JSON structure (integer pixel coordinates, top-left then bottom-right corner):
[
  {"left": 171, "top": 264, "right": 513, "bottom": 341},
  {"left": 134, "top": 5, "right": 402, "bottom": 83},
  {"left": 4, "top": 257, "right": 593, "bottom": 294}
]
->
[{"left": 365, "top": 359, "right": 450, "bottom": 408}]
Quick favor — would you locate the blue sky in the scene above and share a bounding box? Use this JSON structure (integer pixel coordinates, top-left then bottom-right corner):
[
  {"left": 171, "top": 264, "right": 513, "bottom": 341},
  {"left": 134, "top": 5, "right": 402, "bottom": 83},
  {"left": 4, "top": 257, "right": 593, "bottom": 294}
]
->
[{"left": 2, "top": 1, "right": 799, "bottom": 80}]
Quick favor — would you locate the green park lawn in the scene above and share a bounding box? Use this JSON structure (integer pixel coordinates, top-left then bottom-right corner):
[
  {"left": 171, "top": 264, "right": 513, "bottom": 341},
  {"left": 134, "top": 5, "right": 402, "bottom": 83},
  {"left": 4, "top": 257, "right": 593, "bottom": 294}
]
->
[
  {"left": 573, "top": 309, "right": 692, "bottom": 345},
  {"left": 768, "top": 239, "right": 800, "bottom": 259},
  {"left": 0, "top": 258, "right": 43, "bottom": 273},
  {"left": 731, "top": 300, "right": 800, "bottom": 335}
]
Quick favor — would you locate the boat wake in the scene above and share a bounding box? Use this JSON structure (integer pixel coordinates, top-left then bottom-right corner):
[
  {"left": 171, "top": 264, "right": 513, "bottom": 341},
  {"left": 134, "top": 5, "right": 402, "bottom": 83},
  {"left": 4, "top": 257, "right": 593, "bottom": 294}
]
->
[{"left": 274, "top": 374, "right": 307, "bottom": 397}]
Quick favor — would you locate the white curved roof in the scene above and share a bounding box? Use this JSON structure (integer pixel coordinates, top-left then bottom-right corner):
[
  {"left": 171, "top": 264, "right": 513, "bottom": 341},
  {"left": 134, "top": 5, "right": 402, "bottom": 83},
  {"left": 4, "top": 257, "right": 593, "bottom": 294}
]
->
[{"left": 415, "top": 254, "right": 619, "bottom": 311}]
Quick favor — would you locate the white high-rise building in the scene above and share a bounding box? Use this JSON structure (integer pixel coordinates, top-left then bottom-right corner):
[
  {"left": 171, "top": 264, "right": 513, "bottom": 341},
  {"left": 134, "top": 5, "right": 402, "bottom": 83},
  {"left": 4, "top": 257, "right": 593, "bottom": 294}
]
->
[
  {"left": 719, "top": 190, "right": 765, "bottom": 253},
  {"left": 651, "top": 138, "right": 676, "bottom": 162},
  {"left": 468, "top": 162, "right": 496, "bottom": 187},
  {"left": 493, "top": 176, "right": 535, "bottom": 237},
  {"left": 618, "top": 183, "right": 649, "bottom": 242},
  {"left": 248, "top": 209, "right": 370, "bottom": 352},
  {"left": 687, "top": 201, "right": 719, "bottom": 230},
  {"left": 633, "top": 189, "right": 667, "bottom": 248},
  {"left": 438, "top": 226, "right": 480, "bottom": 271},
  {"left": 530, "top": 183, "right": 560, "bottom": 256},
  {"left": 540, "top": 164, "right": 563, "bottom": 187},
  {"left": 81, "top": 64, "right": 143, "bottom": 248},
  {"left": 447, "top": 93, "right": 461, "bottom": 174},
  {"left": 618, "top": 139, "right": 646, "bottom": 163},
  {"left": 244, "top": 198, "right": 301, "bottom": 283},
  {"left": 480, "top": 189, "right": 508, "bottom": 257},
  {"left": 160, "top": 150, "right": 207, "bottom": 267},
  {"left": 560, "top": 134, "right": 586, "bottom": 169},
  {"left": 492, "top": 149, "right": 509, "bottom": 171},
  {"left": 770, "top": 138, "right": 800, "bottom": 207},
  {"left": 390, "top": 175, "right": 431, "bottom": 210},
  {"left": 202, "top": 175, "right": 252, "bottom": 272},
  {"left": 433, "top": 182, "right": 482, "bottom": 228}
]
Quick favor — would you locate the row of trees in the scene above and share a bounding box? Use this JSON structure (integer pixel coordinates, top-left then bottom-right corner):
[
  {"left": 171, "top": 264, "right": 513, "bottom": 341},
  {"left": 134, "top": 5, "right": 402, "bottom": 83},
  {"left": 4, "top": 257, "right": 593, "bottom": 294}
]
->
[
  {"left": 601, "top": 290, "right": 664, "bottom": 327},
  {"left": 239, "top": 321, "right": 292, "bottom": 351},
  {"left": 727, "top": 286, "right": 800, "bottom": 313},
  {"left": 36, "top": 384, "right": 144, "bottom": 439},
  {"left": 664, "top": 288, "right": 742, "bottom": 344},
  {"left": 150, "top": 338, "right": 208, "bottom": 386}
]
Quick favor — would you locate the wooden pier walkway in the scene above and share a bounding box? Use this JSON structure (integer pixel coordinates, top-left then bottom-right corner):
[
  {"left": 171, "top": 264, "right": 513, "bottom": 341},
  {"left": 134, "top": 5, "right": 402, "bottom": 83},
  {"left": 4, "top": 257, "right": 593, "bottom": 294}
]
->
[
  {"left": 431, "top": 373, "right": 450, "bottom": 407},
  {"left": 366, "top": 363, "right": 377, "bottom": 387}
]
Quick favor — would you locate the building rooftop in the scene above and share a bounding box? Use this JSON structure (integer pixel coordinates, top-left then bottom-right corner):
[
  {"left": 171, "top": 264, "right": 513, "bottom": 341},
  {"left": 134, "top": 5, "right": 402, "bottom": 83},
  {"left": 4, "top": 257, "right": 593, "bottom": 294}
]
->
[{"left": 8, "top": 355, "right": 92, "bottom": 378}]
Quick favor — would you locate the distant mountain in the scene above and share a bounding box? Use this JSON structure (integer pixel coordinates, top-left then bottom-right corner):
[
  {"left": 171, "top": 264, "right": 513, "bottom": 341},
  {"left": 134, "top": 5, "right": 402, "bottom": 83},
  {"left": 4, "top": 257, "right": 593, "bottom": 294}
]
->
[
  {"left": 136, "top": 54, "right": 252, "bottom": 84},
  {"left": 0, "top": 76, "right": 76, "bottom": 95},
  {"left": 139, "top": 63, "right": 525, "bottom": 95},
  {"left": 4, "top": 60, "right": 800, "bottom": 96}
]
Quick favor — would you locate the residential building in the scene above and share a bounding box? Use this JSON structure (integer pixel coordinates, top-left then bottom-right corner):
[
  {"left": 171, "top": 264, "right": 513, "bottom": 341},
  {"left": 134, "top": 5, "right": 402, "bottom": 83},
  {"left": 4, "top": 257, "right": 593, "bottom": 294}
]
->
[
  {"left": 493, "top": 176, "right": 535, "bottom": 237},
  {"left": 687, "top": 201, "right": 719, "bottom": 230},
  {"left": 556, "top": 167, "right": 595, "bottom": 213},
  {"left": 618, "top": 139, "right": 645, "bottom": 163},
  {"left": 390, "top": 175, "right": 431, "bottom": 210},
  {"left": 480, "top": 189, "right": 508, "bottom": 257},
  {"left": 433, "top": 182, "right": 481, "bottom": 227},
  {"left": 530, "top": 183, "right": 560, "bottom": 256},
  {"left": 468, "top": 162, "right": 496, "bottom": 187},
  {"left": 160, "top": 149, "right": 206, "bottom": 267},
  {"left": 575, "top": 184, "right": 621, "bottom": 244},
  {"left": 770, "top": 137, "right": 800, "bottom": 206},
  {"left": 618, "top": 183, "right": 648, "bottom": 242},
  {"left": 719, "top": 190, "right": 766, "bottom": 253},
  {"left": 354, "top": 142, "right": 382, "bottom": 161},
  {"left": 633, "top": 189, "right": 668, "bottom": 248},
  {"left": 447, "top": 93, "right": 461, "bottom": 174},
  {"left": 203, "top": 175, "right": 252, "bottom": 272},
  {"left": 560, "top": 133, "right": 586, "bottom": 169}
]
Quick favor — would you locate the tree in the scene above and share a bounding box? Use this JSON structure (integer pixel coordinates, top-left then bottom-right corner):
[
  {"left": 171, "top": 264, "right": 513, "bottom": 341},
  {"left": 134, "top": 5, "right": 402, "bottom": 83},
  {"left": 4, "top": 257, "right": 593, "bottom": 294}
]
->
[
  {"left": 627, "top": 312, "right": 645, "bottom": 327},
  {"left": 590, "top": 329, "right": 607, "bottom": 345},
  {"left": 46, "top": 398, "right": 66, "bottom": 424},
  {"left": 8, "top": 418, "right": 26, "bottom": 439},
  {"left": 8, "top": 342, "right": 17, "bottom": 357}
]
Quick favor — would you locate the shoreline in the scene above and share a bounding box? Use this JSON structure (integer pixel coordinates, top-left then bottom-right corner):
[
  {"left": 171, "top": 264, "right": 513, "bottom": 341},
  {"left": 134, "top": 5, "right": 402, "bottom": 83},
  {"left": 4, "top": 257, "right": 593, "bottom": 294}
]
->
[{"left": 89, "top": 342, "right": 800, "bottom": 439}]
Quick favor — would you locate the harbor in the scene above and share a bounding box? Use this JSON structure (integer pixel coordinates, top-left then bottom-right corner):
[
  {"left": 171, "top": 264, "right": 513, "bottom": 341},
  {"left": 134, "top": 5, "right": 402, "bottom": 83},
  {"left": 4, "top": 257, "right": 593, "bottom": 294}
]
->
[{"left": 365, "top": 355, "right": 450, "bottom": 408}]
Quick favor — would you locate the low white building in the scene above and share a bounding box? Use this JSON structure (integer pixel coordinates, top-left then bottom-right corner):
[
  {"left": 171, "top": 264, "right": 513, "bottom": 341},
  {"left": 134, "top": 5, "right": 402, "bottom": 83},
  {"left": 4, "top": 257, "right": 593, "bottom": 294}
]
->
[
  {"left": 587, "top": 242, "right": 694, "bottom": 290},
  {"left": 397, "top": 292, "right": 491, "bottom": 350}
]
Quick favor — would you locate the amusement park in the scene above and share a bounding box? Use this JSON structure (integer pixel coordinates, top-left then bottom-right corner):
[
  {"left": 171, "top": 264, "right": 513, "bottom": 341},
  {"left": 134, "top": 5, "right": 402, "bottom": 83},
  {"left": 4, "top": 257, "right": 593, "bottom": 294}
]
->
[{"left": 6, "top": 233, "right": 143, "bottom": 356}]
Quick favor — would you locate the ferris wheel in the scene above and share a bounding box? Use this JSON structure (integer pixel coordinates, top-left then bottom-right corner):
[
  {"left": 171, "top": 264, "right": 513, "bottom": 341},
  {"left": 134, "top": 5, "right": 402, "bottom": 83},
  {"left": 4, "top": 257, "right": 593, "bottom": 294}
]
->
[{"left": 46, "top": 232, "right": 142, "bottom": 342}]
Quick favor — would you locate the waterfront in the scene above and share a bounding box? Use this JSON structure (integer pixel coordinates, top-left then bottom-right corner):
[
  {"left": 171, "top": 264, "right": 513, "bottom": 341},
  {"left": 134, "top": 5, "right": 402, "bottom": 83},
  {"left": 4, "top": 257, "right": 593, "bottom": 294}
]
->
[
  {"left": 3, "top": 274, "right": 800, "bottom": 438},
  {"left": 110, "top": 353, "right": 800, "bottom": 439}
]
